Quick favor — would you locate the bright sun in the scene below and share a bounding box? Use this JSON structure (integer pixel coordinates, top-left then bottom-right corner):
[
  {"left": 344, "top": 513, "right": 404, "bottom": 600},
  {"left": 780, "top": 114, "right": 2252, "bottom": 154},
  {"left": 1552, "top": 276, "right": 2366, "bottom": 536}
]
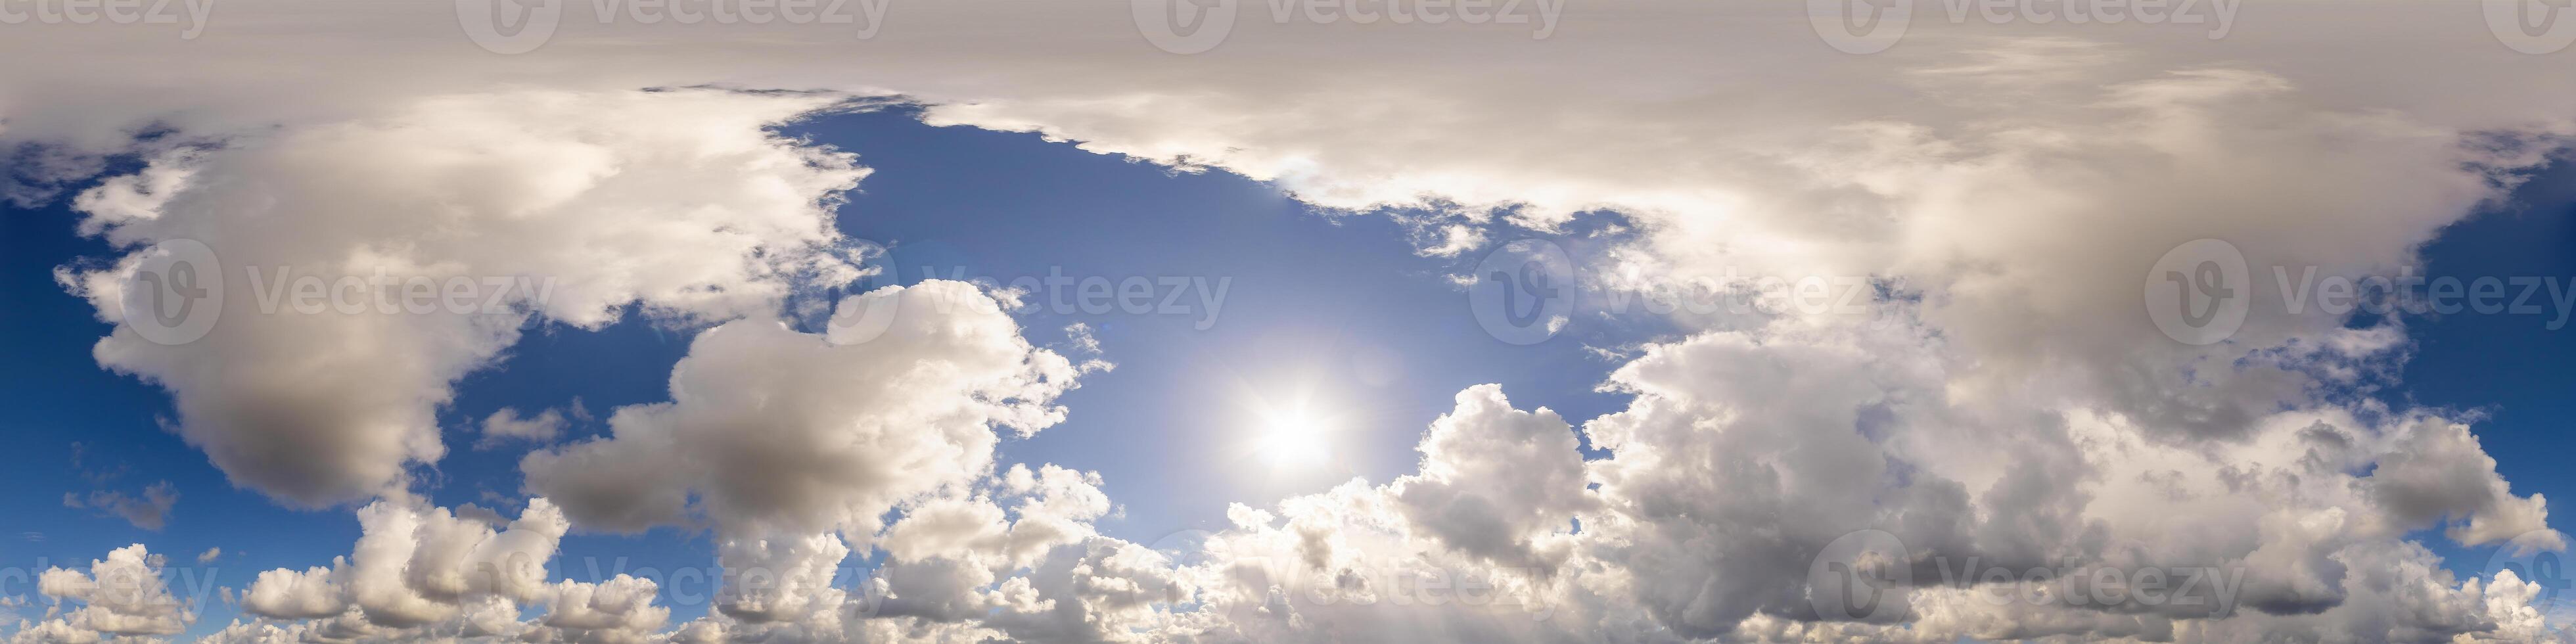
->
[{"left": 1255, "top": 408, "right": 1331, "bottom": 469}]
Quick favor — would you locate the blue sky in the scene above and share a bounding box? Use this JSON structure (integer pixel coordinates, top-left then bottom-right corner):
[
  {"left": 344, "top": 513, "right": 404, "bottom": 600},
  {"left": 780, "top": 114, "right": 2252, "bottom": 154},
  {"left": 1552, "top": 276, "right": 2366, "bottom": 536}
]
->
[{"left": 2404, "top": 159, "right": 2576, "bottom": 582}]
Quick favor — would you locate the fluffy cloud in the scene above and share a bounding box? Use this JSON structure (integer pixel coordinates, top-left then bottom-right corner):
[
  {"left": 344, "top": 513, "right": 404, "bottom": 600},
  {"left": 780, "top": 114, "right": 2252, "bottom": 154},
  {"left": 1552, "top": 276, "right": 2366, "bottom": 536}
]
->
[
  {"left": 185, "top": 281, "right": 1102, "bottom": 644},
  {"left": 41, "top": 371, "right": 2571, "bottom": 642},
  {"left": 237, "top": 498, "right": 567, "bottom": 629},
  {"left": 662, "top": 462, "right": 1189, "bottom": 643},
  {"left": 1058, "top": 361, "right": 2562, "bottom": 642},
  {"left": 522, "top": 280, "right": 1084, "bottom": 540},
  {"left": 57, "top": 89, "right": 870, "bottom": 507},
  {"left": 1391, "top": 385, "right": 1593, "bottom": 574},
  {"left": 643, "top": 342, "right": 2547, "bottom": 643},
  {"left": 199, "top": 595, "right": 528, "bottom": 644},
  {"left": 210, "top": 498, "right": 683, "bottom": 643},
  {"left": 234, "top": 566, "right": 340, "bottom": 622},
  {"left": 10, "top": 545, "right": 195, "bottom": 643},
  {"left": 1571, "top": 321, "right": 2558, "bottom": 641},
  {"left": 520, "top": 280, "right": 1095, "bottom": 639},
  {"left": 526, "top": 576, "right": 670, "bottom": 644}
]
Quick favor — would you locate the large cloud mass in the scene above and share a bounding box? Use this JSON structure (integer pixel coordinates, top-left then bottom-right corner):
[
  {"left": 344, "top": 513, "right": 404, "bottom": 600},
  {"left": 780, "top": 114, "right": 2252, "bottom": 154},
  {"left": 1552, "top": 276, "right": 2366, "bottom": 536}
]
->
[{"left": 57, "top": 89, "right": 870, "bottom": 505}]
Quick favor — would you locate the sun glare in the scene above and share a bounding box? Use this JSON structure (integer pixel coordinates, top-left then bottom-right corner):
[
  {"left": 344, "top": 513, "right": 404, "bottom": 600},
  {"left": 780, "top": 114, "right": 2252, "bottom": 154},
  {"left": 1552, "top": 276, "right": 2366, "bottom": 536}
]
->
[{"left": 1255, "top": 407, "right": 1332, "bottom": 469}]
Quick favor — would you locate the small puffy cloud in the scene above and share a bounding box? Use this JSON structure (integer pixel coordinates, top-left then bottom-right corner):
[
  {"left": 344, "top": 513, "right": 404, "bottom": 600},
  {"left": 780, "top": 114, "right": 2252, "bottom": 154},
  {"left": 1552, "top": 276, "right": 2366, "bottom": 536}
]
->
[
  {"left": 664, "top": 462, "right": 1185, "bottom": 643},
  {"left": 528, "top": 576, "right": 669, "bottom": 644},
  {"left": 710, "top": 531, "right": 854, "bottom": 628},
  {"left": 195, "top": 548, "right": 219, "bottom": 564},
  {"left": 239, "top": 498, "right": 569, "bottom": 629},
  {"left": 1391, "top": 384, "right": 1593, "bottom": 574},
  {"left": 475, "top": 407, "right": 568, "bottom": 449},
  {"left": 2368, "top": 418, "right": 2565, "bottom": 551},
  {"left": 15, "top": 544, "right": 194, "bottom": 640},
  {"left": 238, "top": 566, "right": 342, "bottom": 621}
]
